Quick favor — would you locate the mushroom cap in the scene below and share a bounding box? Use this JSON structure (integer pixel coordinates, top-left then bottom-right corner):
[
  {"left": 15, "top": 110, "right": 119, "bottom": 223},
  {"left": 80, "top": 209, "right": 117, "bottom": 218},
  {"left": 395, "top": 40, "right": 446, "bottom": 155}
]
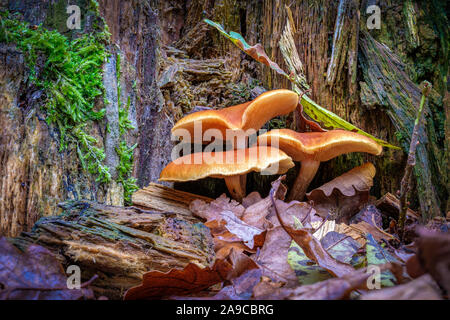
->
[
  {"left": 171, "top": 89, "right": 299, "bottom": 141},
  {"left": 257, "top": 129, "right": 383, "bottom": 162},
  {"left": 159, "top": 146, "right": 294, "bottom": 182}
]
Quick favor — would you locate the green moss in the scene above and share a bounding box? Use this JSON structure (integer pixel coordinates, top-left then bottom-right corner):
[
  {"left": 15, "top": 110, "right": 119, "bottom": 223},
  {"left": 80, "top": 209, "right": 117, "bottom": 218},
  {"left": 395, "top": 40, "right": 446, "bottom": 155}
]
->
[
  {"left": 0, "top": 9, "right": 137, "bottom": 203},
  {"left": 0, "top": 11, "right": 112, "bottom": 182}
]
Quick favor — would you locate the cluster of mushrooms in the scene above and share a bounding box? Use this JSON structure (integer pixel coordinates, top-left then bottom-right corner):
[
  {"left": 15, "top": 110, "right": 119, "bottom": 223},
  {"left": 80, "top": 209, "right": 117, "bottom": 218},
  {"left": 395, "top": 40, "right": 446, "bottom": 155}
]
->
[{"left": 160, "top": 90, "right": 382, "bottom": 202}]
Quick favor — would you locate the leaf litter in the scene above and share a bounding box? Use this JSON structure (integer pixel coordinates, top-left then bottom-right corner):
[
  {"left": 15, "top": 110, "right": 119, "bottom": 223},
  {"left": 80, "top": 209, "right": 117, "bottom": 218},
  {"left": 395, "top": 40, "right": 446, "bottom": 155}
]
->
[{"left": 123, "top": 168, "right": 449, "bottom": 300}]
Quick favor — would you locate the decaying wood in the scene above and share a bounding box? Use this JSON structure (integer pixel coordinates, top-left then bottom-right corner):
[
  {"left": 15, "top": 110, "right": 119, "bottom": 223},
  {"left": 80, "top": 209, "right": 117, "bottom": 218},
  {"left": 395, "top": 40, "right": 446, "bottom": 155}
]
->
[
  {"left": 375, "top": 193, "right": 420, "bottom": 220},
  {"left": 11, "top": 199, "right": 215, "bottom": 299},
  {"left": 132, "top": 183, "right": 213, "bottom": 216},
  {"left": 359, "top": 31, "right": 445, "bottom": 220}
]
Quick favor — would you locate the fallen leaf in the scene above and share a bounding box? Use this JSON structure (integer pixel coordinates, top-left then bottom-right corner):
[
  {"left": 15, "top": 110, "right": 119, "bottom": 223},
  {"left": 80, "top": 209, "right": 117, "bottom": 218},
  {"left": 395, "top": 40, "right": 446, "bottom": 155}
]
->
[
  {"left": 365, "top": 234, "right": 399, "bottom": 287},
  {"left": 271, "top": 191, "right": 355, "bottom": 278},
  {"left": 226, "top": 249, "right": 259, "bottom": 280},
  {"left": 190, "top": 177, "right": 286, "bottom": 255},
  {"left": 240, "top": 177, "right": 286, "bottom": 230},
  {"left": 349, "top": 205, "right": 383, "bottom": 228},
  {"left": 288, "top": 231, "right": 361, "bottom": 284},
  {"left": 267, "top": 200, "right": 318, "bottom": 229},
  {"left": 255, "top": 226, "right": 298, "bottom": 285},
  {"left": 0, "top": 238, "right": 94, "bottom": 300},
  {"left": 123, "top": 259, "right": 232, "bottom": 300},
  {"left": 218, "top": 210, "right": 264, "bottom": 249},
  {"left": 335, "top": 223, "right": 366, "bottom": 246},
  {"left": 360, "top": 274, "right": 442, "bottom": 300},
  {"left": 190, "top": 194, "right": 245, "bottom": 221},
  {"left": 241, "top": 192, "right": 263, "bottom": 208},
  {"left": 321, "top": 231, "right": 362, "bottom": 264},
  {"left": 254, "top": 265, "right": 395, "bottom": 300},
  {"left": 307, "top": 163, "right": 376, "bottom": 223},
  {"left": 210, "top": 269, "right": 263, "bottom": 300},
  {"left": 414, "top": 227, "right": 450, "bottom": 293},
  {"left": 215, "top": 242, "right": 249, "bottom": 260},
  {"left": 312, "top": 220, "right": 336, "bottom": 240},
  {"left": 351, "top": 221, "right": 396, "bottom": 242},
  {"left": 287, "top": 242, "right": 332, "bottom": 285}
]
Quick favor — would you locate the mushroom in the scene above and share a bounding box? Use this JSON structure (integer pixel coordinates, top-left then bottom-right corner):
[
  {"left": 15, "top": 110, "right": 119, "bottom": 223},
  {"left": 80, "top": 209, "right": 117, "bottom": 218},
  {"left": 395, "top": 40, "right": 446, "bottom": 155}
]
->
[
  {"left": 171, "top": 89, "right": 299, "bottom": 144},
  {"left": 257, "top": 129, "right": 383, "bottom": 201},
  {"left": 159, "top": 146, "right": 294, "bottom": 202}
]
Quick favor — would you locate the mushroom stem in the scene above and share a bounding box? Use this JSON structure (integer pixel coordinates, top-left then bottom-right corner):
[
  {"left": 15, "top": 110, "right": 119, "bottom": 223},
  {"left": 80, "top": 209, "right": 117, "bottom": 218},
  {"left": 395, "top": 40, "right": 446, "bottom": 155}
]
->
[
  {"left": 288, "top": 159, "right": 320, "bottom": 201},
  {"left": 224, "top": 175, "right": 247, "bottom": 202}
]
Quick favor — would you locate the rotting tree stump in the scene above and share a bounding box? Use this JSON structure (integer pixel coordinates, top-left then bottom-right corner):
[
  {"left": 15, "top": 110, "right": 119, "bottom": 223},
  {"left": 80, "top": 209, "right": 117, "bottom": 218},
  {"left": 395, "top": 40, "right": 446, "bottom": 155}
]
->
[{"left": 10, "top": 199, "right": 215, "bottom": 299}]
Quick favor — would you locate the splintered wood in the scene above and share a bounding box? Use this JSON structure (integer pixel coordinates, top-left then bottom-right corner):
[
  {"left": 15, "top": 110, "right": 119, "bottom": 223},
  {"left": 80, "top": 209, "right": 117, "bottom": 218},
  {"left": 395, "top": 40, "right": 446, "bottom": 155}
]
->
[
  {"left": 132, "top": 183, "right": 213, "bottom": 216},
  {"left": 11, "top": 197, "right": 215, "bottom": 299},
  {"left": 375, "top": 193, "right": 420, "bottom": 220}
]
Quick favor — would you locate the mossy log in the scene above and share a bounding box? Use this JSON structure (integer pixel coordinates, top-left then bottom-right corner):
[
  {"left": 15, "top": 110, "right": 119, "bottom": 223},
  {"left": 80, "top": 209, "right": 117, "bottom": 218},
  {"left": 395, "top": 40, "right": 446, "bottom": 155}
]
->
[{"left": 10, "top": 200, "right": 215, "bottom": 299}]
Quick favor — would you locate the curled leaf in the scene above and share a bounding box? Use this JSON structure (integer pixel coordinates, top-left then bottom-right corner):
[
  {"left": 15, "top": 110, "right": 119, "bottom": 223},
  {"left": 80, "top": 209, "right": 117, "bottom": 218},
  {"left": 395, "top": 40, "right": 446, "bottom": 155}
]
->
[
  {"left": 299, "top": 94, "right": 399, "bottom": 149},
  {"left": 271, "top": 191, "right": 355, "bottom": 278},
  {"left": 307, "top": 163, "right": 376, "bottom": 222},
  {"left": 204, "top": 19, "right": 289, "bottom": 79},
  {"left": 124, "top": 259, "right": 232, "bottom": 300},
  {"left": 219, "top": 210, "right": 264, "bottom": 249}
]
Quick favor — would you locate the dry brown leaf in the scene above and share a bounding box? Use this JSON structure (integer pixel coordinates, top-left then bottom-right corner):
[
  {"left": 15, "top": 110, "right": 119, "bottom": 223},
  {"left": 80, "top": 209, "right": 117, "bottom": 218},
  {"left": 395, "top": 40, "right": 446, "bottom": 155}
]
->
[
  {"left": 190, "top": 194, "right": 245, "bottom": 220},
  {"left": 227, "top": 249, "right": 259, "bottom": 280},
  {"left": 0, "top": 238, "right": 94, "bottom": 300},
  {"left": 349, "top": 204, "right": 383, "bottom": 228},
  {"left": 254, "top": 226, "right": 298, "bottom": 285},
  {"left": 190, "top": 177, "right": 287, "bottom": 255},
  {"left": 267, "top": 200, "right": 319, "bottom": 229},
  {"left": 253, "top": 263, "right": 398, "bottom": 300},
  {"left": 335, "top": 223, "right": 366, "bottom": 246},
  {"left": 242, "top": 192, "right": 264, "bottom": 208},
  {"left": 240, "top": 176, "right": 287, "bottom": 230},
  {"left": 307, "top": 163, "right": 376, "bottom": 222},
  {"left": 123, "top": 259, "right": 232, "bottom": 300},
  {"left": 215, "top": 242, "right": 249, "bottom": 260},
  {"left": 271, "top": 192, "right": 355, "bottom": 278},
  {"left": 414, "top": 227, "right": 450, "bottom": 293},
  {"left": 360, "top": 274, "right": 442, "bottom": 300},
  {"left": 185, "top": 269, "right": 263, "bottom": 300}
]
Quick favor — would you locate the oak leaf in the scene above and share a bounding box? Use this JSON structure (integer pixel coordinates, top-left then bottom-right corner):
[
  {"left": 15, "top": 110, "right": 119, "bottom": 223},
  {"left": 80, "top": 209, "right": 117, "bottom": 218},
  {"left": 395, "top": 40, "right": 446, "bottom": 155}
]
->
[
  {"left": 307, "top": 163, "right": 376, "bottom": 223},
  {"left": 0, "top": 238, "right": 94, "bottom": 300},
  {"left": 124, "top": 259, "right": 232, "bottom": 300}
]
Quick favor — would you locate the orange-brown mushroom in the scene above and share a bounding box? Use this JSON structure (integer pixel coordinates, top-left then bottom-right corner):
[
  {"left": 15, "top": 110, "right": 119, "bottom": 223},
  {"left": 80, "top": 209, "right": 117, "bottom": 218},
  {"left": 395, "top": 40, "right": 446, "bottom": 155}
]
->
[
  {"left": 257, "top": 129, "right": 382, "bottom": 201},
  {"left": 159, "top": 146, "right": 294, "bottom": 202},
  {"left": 172, "top": 89, "right": 299, "bottom": 144}
]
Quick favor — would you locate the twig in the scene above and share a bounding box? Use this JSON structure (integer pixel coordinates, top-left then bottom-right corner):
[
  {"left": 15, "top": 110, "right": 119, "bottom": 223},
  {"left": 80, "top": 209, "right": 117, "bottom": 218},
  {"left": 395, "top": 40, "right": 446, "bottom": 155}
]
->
[{"left": 398, "top": 81, "right": 431, "bottom": 240}]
